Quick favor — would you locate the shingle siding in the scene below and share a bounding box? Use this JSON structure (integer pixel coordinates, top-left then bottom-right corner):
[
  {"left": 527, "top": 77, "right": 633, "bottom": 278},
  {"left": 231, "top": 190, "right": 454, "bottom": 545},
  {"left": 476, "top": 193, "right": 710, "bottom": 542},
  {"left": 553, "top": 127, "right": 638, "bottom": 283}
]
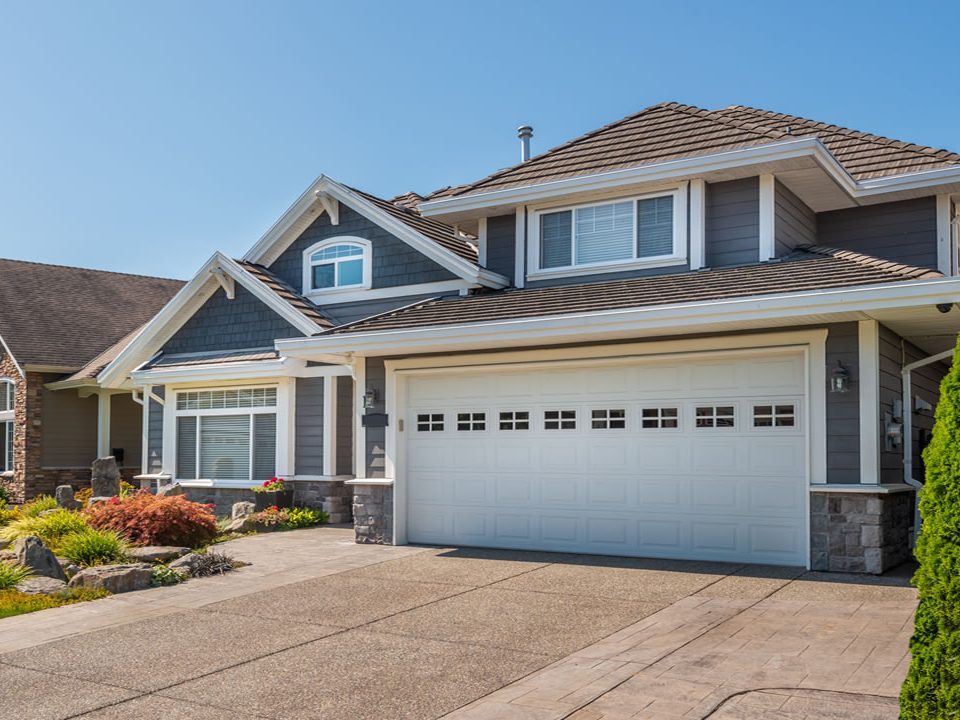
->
[
  {"left": 825, "top": 322, "right": 860, "bottom": 484},
  {"left": 162, "top": 285, "right": 302, "bottom": 355},
  {"left": 364, "top": 357, "right": 386, "bottom": 478},
  {"left": 817, "top": 197, "right": 938, "bottom": 270},
  {"left": 268, "top": 204, "right": 456, "bottom": 296},
  {"left": 147, "top": 387, "right": 164, "bottom": 474},
  {"left": 485, "top": 214, "right": 517, "bottom": 281},
  {"left": 295, "top": 377, "right": 324, "bottom": 476},
  {"left": 705, "top": 178, "right": 760, "bottom": 268},
  {"left": 775, "top": 180, "right": 816, "bottom": 256},
  {"left": 322, "top": 293, "right": 456, "bottom": 326},
  {"left": 336, "top": 376, "right": 354, "bottom": 476}
]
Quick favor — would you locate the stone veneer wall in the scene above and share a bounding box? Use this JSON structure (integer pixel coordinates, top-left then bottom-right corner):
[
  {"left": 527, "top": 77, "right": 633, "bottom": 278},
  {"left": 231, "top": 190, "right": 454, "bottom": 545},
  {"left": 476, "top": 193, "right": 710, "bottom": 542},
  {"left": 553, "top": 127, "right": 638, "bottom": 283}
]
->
[
  {"left": 810, "top": 490, "right": 914, "bottom": 574},
  {"left": 0, "top": 354, "right": 25, "bottom": 503},
  {"left": 183, "top": 480, "right": 352, "bottom": 521},
  {"left": 353, "top": 485, "right": 393, "bottom": 544}
]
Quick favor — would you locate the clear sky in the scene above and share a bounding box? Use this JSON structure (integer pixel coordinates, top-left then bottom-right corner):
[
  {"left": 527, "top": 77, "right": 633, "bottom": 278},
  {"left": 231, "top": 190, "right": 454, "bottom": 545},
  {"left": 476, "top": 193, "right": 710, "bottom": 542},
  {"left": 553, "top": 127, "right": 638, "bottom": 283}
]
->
[{"left": 0, "top": 0, "right": 956, "bottom": 279}]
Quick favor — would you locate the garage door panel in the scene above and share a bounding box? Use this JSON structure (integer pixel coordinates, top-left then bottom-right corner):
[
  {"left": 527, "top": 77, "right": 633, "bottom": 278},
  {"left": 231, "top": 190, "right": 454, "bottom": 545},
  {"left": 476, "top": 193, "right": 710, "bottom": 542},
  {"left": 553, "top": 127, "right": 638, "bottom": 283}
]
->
[{"left": 405, "top": 349, "right": 808, "bottom": 566}]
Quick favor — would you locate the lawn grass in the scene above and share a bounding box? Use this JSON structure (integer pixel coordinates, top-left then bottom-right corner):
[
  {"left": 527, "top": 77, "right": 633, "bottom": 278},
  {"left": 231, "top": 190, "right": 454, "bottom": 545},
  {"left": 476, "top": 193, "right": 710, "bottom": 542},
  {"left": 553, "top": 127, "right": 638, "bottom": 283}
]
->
[{"left": 0, "top": 588, "right": 109, "bottom": 619}]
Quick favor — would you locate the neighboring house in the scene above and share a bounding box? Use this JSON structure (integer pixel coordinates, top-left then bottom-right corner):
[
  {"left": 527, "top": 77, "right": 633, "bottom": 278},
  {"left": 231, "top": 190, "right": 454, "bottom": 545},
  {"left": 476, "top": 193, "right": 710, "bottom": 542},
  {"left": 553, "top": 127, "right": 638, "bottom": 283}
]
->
[
  {"left": 0, "top": 259, "right": 184, "bottom": 501},
  {"left": 96, "top": 102, "right": 960, "bottom": 573}
]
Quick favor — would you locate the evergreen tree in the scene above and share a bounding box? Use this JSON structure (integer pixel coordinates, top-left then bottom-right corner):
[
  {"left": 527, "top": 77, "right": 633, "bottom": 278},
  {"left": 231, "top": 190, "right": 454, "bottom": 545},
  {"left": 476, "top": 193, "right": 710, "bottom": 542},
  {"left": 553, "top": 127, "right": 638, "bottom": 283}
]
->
[{"left": 901, "top": 337, "right": 960, "bottom": 718}]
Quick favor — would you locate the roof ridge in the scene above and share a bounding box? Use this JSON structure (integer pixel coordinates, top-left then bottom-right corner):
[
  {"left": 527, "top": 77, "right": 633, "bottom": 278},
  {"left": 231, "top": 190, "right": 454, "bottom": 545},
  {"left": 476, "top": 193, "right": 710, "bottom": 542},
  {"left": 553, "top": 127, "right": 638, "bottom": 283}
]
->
[
  {"left": 794, "top": 245, "right": 943, "bottom": 279},
  {"left": 0, "top": 256, "right": 185, "bottom": 284},
  {"left": 668, "top": 104, "right": 787, "bottom": 143},
  {"left": 720, "top": 105, "right": 960, "bottom": 166}
]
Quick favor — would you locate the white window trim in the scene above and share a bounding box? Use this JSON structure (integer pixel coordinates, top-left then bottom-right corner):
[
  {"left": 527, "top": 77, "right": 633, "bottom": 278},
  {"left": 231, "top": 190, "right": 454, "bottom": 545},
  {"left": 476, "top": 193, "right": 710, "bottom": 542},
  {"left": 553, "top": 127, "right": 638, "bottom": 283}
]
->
[
  {"left": 169, "top": 384, "right": 282, "bottom": 485},
  {"left": 526, "top": 186, "right": 688, "bottom": 280},
  {"left": 302, "top": 236, "right": 372, "bottom": 299},
  {"left": 0, "top": 379, "right": 13, "bottom": 473}
]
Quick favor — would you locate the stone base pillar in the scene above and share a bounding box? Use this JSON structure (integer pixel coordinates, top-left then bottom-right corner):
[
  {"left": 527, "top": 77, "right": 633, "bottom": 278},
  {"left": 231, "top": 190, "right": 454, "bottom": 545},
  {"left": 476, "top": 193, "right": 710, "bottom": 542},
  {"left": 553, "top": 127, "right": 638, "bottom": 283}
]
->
[
  {"left": 810, "top": 488, "right": 914, "bottom": 574},
  {"left": 351, "top": 483, "right": 393, "bottom": 545},
  {"left": 182, "top": 480, "right": 353, "bottom": 519}
]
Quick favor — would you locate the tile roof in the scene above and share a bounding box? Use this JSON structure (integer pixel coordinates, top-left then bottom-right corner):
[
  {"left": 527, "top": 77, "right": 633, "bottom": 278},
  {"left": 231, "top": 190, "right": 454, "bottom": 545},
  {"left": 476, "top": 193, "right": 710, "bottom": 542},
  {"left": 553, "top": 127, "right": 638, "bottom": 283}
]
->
[
  {"left": 0, "top": 258, "right": 184, "bottom": 370},
  {"left": 326, "top": 247, "right": 940, "bottom": 335},
  {"left": 236, "top": 261, "right": 335, "bottom": 329},
  {"left": 447, "top": 102, "right": 960, "bottom": 197},
  {"left": 347, "top": 186, "right": 479, "bottom": 263}
]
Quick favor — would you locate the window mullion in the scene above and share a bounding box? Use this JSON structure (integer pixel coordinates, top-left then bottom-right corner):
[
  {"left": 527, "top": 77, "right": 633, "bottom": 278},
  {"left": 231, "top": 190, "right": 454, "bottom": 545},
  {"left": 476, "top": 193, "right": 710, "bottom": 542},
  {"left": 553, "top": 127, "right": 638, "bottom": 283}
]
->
[
  {"left": 194, "top": 416, "right": 200, "bottom": 480},
  {"left": 248, "top": 416, "right": 254, "bottom": 483}
]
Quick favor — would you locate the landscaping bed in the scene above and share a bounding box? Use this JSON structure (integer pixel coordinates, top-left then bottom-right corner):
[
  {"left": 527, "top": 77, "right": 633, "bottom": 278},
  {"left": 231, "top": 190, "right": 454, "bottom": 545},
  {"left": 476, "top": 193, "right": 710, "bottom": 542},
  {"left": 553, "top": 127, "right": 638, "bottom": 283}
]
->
[{"left": 0, "top": 473, "right": 329, "bottom": 619}]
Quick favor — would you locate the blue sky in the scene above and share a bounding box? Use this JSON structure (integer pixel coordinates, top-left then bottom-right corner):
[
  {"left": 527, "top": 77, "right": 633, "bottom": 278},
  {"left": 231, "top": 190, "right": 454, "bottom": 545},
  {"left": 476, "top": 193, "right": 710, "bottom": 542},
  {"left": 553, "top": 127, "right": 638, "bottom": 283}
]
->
[{"left": 0, "top": 1, "right": 956, "bottom": 279}]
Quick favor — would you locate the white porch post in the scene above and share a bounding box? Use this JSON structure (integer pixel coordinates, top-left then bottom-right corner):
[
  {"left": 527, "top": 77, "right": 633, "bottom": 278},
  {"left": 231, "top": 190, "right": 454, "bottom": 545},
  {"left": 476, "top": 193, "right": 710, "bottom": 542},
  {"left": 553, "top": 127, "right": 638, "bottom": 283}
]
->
[
  {"left": 97, "top": 391, "right": 112, "bottom": 458},
  {"left": 322, "top": 375, "right": 337, "bottom": 476},
  {"left": 858, "top": 319, "right": 880, "bottom": 485},
  {"left": 140, "top": 385, "right": 151, "bottom": 474}
]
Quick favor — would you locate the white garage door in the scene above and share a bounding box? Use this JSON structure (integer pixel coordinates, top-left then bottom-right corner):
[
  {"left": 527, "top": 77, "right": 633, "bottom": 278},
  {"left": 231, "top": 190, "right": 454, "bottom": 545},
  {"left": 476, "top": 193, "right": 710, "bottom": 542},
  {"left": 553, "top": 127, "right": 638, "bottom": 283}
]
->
[{"left": 403, "top": 349, "right": 808, "bottom": 566}]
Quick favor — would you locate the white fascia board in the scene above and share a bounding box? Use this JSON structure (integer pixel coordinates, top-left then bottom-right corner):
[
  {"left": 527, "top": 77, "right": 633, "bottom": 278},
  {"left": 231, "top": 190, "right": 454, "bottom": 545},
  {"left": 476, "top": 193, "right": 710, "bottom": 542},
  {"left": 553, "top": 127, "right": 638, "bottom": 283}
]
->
[
  {"left": 419, "top": 137, "right": 960, "bottom": 218},
  {"left": 0, "top": 333, "right": 24, "bottom": 378},
  {"left": 243, "top": 176, "right": 509, "bottom": 289},
  {"left": 276, "top": 276, "right": 960, "bottom": 359},
  {"left": 98, "top": 252, "right": 321, "bottom": 389},
  {"left": 130, "top": 357, "right": 352, "bottom": 385}
]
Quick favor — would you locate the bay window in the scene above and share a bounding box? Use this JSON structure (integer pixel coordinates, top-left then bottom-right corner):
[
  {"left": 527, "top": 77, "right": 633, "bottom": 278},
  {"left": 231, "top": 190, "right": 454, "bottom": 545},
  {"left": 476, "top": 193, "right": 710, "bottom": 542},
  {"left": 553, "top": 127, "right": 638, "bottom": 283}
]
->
[
  {"left": 174, "top": 387, "right": 277, "bottom": 482},
  {"left": 0, "top": 380, "right": 13, "bottom": 472},
  {"left": 534, "top": 189, "right": 684, "bottom": 275}
]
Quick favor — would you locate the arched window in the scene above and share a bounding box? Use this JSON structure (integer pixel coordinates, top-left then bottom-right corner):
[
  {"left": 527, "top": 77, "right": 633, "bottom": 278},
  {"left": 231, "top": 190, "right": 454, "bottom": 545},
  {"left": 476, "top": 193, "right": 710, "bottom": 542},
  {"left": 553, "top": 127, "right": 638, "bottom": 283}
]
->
[
  {"left": 302, "top": 237, "right": 372, "bottom": 294},
  {"left": 0, "top": 379, "right": 14, "bottom": 473}
]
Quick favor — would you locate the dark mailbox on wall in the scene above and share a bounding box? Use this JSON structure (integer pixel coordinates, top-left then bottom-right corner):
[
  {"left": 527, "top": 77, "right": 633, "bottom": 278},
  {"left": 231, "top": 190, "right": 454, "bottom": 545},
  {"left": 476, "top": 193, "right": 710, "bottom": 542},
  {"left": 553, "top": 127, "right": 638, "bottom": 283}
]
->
[{"left": 361, "top": 413, "right": 389, "bottom": 428}]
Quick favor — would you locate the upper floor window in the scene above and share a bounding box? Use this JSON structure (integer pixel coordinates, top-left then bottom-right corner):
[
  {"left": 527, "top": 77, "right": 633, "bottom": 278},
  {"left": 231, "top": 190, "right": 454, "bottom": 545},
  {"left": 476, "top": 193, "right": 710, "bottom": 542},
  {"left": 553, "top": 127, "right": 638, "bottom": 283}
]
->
[
  {"left": 302, "top": 237, "right": 372, "bottom": 295},
  {"left": 532, "top": 190, "right": 684, "bottom": 277},
  {"left": 0, "top": 380, "right": 14, "bottom": 473}
]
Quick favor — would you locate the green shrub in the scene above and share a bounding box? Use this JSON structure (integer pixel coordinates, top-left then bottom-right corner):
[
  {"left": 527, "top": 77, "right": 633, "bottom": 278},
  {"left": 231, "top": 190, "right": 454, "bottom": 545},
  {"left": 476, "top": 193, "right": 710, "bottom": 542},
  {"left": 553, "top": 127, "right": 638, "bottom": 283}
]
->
[
  {"left": 0, "top": 504, "right": 17, "bottom": 527},
  {"left": 57, "top": 528, "right": 129, "bottom": 567},
  {"left": 285, "top": 506, "right": 329, "bottom": 529},
  {"left": 0, "top": 563, "right": 32, "bottom": 590},
  {"left": 150, "top": 564, "right": 185, "bottom": 587},
  {"left": 0, "top": 588, "right": 108, "bottom": 619},
  {"left": 901, "top": 337, "right": 960, "bottom": 718},
  {"left": 190, "top": 551, "right": 236, "bottom": 577},
  {"left": 20, "top": 495, "right": 57, "bottom": 517},
  {"left": 0, "top": 485, "right": 9, "bottom": 505},
  {"left": 85, "top": 492, "right": 218, "bottom": 548},
  {"left": 0, "top": 509, "right": 89, "bottom": 546}
]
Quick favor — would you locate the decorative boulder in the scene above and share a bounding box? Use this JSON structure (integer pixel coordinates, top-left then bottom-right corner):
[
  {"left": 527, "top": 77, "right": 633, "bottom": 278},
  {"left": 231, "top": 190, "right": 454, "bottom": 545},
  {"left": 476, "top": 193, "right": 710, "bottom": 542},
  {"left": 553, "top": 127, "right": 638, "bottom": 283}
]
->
[
  {"left": 0, "top": 538, "right": 9, "bottom": 551},
  {"left": 157, "top": 483, "right": 184, "bottom": 497},
  {"left": 14, "top": 536, "right": 66, "bottom": 581},
  {"left": 90, "top": 457, "right": 121, "bottom": 498},
  {"left": 16, "top": 576, "right": 68, "bottom": 595},
  {"left": 55, "top": 485, "right": 82, "bottom": 511},
  {"left": 223, "top": 516, "right": 257, "bottom": 534},
  {"left": 68, "top": 563, "right": 153, "bottom": 594},
  {"left": 232, "top": 501, "right": 255, "bottom": 520},
  {"left": 127, "top": 546, "right": 190, "bottom": 563},
  {"left": 56, "top": 557, "right": 81, "bottom": 577},
  {"left": 87, "top": 496, "right": 115, "bottom": 507}
]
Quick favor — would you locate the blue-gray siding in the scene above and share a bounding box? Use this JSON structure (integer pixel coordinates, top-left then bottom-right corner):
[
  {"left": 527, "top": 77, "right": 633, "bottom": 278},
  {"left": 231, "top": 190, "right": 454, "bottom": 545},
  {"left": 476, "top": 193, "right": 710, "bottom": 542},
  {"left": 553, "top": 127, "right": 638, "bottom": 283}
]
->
[
  {"left": 817, "top": 197, "right": 938, "bottom": 270},
  {"left": 269, "top": 204, "right": 456, "bottom": 296},
  {"left": 336, "top": 376, "right": 353, "bottom": 476},
  {"left": 705, "top": 178, "right": 759, "bottom": 267},
  {"left": 147, "top": 387, "right": 164, "bottom": 474},
  {"left": 486, "top": 214, "right": 517, "bottom": 280},
  {"left": 162, "top": 285, "right": 302, "bottom": 355},
  {"left": 775, "top": 180, "right": 816, "bottom": 256},
  {"left": 364, "top": 357, "right": 386, "bottom": 478},
  {"left": 295, "top": 377, "right": 324, "bottom": 476},
  {"left": 322, "top": 293, "right": 456, "bottom": 326},
  {"left": 825, "top": 322, "right": 859, "bottom": 484}
]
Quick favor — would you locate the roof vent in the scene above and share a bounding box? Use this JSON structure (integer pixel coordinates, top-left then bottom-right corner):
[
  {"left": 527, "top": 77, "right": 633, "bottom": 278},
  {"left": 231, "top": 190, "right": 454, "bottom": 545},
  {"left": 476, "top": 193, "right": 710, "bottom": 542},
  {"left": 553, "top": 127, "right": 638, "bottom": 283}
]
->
[{"left": 517, "top": 125, "right": 533, "bottom": 162}]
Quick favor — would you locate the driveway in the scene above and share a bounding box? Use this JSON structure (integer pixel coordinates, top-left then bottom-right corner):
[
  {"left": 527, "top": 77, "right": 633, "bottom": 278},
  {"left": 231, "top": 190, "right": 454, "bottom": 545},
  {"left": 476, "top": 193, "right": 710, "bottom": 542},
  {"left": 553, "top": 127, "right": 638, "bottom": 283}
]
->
[{"left": 0, "top": 528, "right": 916, "bottom": 720}]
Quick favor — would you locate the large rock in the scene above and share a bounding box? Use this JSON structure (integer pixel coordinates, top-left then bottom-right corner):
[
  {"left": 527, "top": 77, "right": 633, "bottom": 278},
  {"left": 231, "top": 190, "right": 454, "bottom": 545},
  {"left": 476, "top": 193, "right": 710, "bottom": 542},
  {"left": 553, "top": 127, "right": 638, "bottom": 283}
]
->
[
  {"left": 56, "top": 557, "right": 81, "bottom": 577},
  {"left": 157, "top": 483, "right": 184, "bottom": 497},
  {"left": 16, "top": 576, "right": 68, "bottom": 595},
  {"left": 231, "top": 501, "right": 255, "bottom": 520},
  {"left": 14, "top": 536, "right": 66, "bottom": 581},
  {"left": 223, "top": 515, "right": 257, "bottom": 534},
  {"left": 88, "top": 496, "right": 115, "bottom": 507},
  {"left": 0, "top": 538, "right": 9, "bottom": 551},
  {"left": 55, "top": 485, "right": 81, "bottom": 511},
  {"left": 91, "top": 457, "right": 121, "bottom": 498},
  {"left": 68, "top": 563, "right": 152, "bottom": 594},
  {"left": 127, "top": 546, "right": 190, "bottom": 563}
]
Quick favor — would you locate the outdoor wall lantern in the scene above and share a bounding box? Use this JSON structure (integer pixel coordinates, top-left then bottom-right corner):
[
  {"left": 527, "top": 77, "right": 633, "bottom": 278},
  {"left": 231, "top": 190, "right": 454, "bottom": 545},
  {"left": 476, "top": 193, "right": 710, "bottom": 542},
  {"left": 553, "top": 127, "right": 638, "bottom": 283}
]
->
[
  {"left": 363, "top": 388, "right": 379, "bottom": 409},
  {"left": 829, "top": 361, "right": 850, "bottom": 394}
]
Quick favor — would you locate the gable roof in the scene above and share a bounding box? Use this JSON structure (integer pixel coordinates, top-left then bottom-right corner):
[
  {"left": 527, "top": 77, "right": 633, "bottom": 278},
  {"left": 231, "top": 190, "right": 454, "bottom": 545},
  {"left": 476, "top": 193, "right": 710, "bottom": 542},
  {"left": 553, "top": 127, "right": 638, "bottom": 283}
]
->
[
  {"left": 236, "top": 261, "right": 333, "bottom": 329},
  {"left": 323, "top": 247, "right": 941, "bottom": 336},
  {"left": 442, "top": 102, "right": 960, "bottom": 198},
  {"left": 0, "top": 258, "right": 184, "bottom": 371}
]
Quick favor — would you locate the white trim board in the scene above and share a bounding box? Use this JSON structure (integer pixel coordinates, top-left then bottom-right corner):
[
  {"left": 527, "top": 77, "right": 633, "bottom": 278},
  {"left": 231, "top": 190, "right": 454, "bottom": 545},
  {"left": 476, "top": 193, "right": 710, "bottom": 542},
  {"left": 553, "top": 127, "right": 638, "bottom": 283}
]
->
[{"left": 858, "top": 319, "right": 881, "bottom": 485}]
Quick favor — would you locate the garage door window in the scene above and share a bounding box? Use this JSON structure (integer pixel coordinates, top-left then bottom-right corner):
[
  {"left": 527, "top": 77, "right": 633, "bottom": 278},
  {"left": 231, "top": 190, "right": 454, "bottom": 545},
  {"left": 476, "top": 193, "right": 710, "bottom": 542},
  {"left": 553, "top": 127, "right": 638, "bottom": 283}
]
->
[
  {"left": 499, "top": 411, "right": 530, "bottom": 430},
  {"left": 457, "top": 412, "right": 486, "bottom": 431},
  {"left": 641, "top": 407, "right": 679, "bottom": 429},
  {"left": 417, "top": 413, "right": 444, "bottom": 432},
  {"left": 753, "top": 404, "right": 796, "bottom": 428},
  {"left": 591, "top": 409, "right": 626, "bottom": 429},
  {"left": 545, "top": 410, "right": 577, "bottom": 430},
  {"left": 695, "top": 405, "right": 735, "bottom": 428}
]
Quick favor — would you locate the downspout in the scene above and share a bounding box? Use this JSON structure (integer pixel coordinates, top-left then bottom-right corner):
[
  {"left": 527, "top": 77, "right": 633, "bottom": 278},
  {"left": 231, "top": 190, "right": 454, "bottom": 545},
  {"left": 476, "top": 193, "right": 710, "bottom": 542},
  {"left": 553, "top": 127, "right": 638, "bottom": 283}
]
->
[{"left": 902, "top": 347, "right": 954, "bottom": 542}]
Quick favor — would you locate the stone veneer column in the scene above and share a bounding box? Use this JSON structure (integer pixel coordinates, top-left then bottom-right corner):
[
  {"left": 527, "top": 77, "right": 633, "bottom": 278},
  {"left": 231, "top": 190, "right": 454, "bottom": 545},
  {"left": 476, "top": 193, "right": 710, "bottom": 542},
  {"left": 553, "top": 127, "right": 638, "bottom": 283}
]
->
[
  {"left": 351, "top": 483, "right": 393, "bottom": 544},
  {"left": 810, "top": 489, "right": 914, "bottom": 574},
  {"left": 0, "top": 355, "right": 26, "bottom": 502}
]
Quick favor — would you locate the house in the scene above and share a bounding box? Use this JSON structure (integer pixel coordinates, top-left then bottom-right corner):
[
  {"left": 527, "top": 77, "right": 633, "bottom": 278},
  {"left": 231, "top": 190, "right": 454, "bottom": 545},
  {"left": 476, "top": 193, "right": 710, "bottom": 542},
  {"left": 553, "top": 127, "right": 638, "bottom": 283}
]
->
[
  {"left": 0, "top": 259, "right": 184, "bottom": 501},
  {"left": 95, "top": 102, "right": 960, "bottom": 573}
]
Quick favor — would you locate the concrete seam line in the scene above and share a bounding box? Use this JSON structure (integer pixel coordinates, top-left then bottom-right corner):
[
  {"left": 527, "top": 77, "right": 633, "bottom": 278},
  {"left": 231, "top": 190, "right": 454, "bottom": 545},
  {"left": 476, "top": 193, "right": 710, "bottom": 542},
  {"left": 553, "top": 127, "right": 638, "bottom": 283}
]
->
[{"left": 700, "top": 686, "right": 900, "bottom": 718}]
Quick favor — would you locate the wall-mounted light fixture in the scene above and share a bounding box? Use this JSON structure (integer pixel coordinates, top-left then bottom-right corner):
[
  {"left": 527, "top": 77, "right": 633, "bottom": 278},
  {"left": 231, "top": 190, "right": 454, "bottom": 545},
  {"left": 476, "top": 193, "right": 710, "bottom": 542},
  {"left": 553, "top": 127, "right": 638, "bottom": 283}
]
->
[
  {"left": 362, "top": 388, "right": 378, "bottom": 410},
  {"left": 829, "top": 361, "right": 850, "bottom": 394}
]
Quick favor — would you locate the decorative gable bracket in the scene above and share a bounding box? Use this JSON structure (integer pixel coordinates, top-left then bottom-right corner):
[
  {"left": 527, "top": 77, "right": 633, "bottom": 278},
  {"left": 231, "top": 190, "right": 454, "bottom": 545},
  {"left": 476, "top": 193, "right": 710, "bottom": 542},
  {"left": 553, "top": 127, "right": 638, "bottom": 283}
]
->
[
  {"left": 315, "top": 191, "right": 340, "bottom": 226},
  {"left": 209, "top": 267, "right": 235, "bottom": 300}
]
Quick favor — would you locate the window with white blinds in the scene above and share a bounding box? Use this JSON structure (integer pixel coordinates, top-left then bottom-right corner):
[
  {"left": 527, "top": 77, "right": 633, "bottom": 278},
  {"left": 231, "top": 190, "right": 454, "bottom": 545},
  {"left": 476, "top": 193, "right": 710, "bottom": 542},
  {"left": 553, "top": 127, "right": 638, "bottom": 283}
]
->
[
  {"left": 174, "top": 387, "right": 277, "bottom": 483},
  {"left": 0, "top": 380, "right": 13, "bottom": 473},
  {"left": 536, "top": 191, "right": 680, "bottom": 272}
]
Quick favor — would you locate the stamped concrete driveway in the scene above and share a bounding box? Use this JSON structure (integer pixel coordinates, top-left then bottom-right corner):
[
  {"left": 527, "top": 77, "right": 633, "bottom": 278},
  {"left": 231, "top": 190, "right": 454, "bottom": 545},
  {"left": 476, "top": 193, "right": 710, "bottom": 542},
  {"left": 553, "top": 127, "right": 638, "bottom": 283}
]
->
[{"left": 0, "top": 528, "right": 916, "bottom": 720}]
